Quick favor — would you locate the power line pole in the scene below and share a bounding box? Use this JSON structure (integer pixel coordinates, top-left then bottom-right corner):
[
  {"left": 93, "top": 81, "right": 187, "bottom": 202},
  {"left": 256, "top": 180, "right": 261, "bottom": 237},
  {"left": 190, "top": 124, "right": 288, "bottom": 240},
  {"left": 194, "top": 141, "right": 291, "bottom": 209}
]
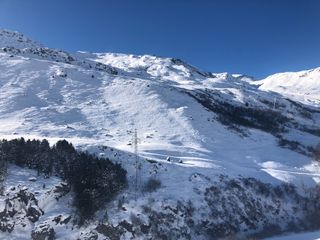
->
[{"left": 133, "top": 129, "right": 141, "bottom": 197}]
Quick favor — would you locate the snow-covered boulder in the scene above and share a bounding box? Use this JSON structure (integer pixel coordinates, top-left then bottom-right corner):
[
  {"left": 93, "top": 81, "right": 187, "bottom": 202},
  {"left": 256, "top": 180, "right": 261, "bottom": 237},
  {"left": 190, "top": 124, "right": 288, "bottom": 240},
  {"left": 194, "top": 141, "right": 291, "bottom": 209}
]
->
[{"left": 31, "top": 224, "right": 55, "bottom": 240}]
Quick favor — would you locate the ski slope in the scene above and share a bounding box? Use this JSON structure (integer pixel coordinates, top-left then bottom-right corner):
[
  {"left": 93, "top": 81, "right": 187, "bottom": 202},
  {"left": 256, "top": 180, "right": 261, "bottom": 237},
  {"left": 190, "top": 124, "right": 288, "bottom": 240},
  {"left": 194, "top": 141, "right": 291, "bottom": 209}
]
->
[
  {"left": 0, "top": 29, "right": 320, "bottom": 239},
  {"left": 255, "top": 68, "right": 320, "bottom": 106},
  {"left": 0, "top": 29, "right": 319, "bottom": 187}
]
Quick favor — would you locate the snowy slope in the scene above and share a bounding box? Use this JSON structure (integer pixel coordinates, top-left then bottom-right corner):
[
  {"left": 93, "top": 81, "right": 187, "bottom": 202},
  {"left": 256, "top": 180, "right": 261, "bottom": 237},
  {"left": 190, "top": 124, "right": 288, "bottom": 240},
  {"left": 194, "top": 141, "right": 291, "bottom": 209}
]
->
[
  {"left": 0, "top": 29, "right": 320, "bottom": 239},
  {"left": 0, "top": 48, "right": 319, "bottom": 185},
  {"left": 0, "top": 28, "right": 319, "bottom": 188},
  {"left": 266, "top": 230, "right": 320, "bottom": 240},
  {"left": 0, "top": 29, "right": 41, "bottom": 49},
  {"left": 254, "top": 68, "right": 320, "bottom": 106},
  {"left": 0, "top": 165, "right": 73, "bottom": 240}
]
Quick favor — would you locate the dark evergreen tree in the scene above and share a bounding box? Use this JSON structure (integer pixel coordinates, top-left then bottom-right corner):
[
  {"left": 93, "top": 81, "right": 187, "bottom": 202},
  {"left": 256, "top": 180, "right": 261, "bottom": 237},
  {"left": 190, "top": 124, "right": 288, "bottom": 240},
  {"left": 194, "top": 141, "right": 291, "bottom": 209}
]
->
[{"left": 0, "top": 138, "right": 127, "bottom": 223}]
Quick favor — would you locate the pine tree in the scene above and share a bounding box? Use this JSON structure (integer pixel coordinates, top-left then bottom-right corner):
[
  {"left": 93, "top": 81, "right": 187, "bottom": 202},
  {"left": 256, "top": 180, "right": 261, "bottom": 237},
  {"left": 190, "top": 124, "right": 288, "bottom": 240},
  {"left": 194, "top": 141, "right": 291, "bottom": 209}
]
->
[{"left": 0, "top": 138, "right": 127, "bottom": 222}]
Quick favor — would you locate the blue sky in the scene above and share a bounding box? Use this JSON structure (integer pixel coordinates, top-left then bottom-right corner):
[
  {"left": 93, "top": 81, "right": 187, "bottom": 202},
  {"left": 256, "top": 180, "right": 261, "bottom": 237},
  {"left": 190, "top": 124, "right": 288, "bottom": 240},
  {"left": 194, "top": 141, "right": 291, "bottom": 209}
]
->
[{"left": 0, "top": 0, "right": 319, "bottom": 78}]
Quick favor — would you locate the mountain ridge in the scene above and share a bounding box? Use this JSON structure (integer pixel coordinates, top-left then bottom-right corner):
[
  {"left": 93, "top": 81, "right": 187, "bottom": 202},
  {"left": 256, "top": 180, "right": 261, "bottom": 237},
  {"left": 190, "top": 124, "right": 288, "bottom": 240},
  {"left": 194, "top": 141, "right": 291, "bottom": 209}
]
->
[
  {"left": 0, "top": 29, "right": 320, "bottom": 239},
  {"left": 0, "top": 29, "right": 319, "bottom": 182},
  {"left": 1, "top": 28, "right": 319, "bottom": 107}
]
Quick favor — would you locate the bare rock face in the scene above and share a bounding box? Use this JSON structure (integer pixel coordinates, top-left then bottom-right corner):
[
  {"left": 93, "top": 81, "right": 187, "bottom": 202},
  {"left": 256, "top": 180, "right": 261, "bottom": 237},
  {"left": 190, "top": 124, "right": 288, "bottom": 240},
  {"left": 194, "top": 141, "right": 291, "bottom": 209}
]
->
[
  {"left": 31, "top": 224, "right": 55, "bottom": 240},
  {"left": 0, "top": 220, "right": 14, "bottom": 233},
  {"left": 52, "top": 214, "right": 72, "bottom": 225},
  {"left": 96, "top": 223, "right": 122, "bottom": 240},
  {"left": 27, "top": 206, "right": 43, "bottom": 223},
  {"left": 0, "top": 189, "right": 44, "bottom": 233},
  {"left": 79, "top": 230, "right": 98, "bottom": 240}
]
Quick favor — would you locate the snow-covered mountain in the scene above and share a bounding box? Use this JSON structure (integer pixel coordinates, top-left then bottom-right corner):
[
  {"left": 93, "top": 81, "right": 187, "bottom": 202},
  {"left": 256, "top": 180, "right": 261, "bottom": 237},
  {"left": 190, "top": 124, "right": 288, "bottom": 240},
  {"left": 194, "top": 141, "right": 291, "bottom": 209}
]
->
[
  {"left": 0, "top": 29, "right": 319, "bottom": 240},
  {"left": 254, "top": 68, "right": 320, "bottom": 106},
  {"left": 0, "top": 29, "right": 42, "bottom": 49}
]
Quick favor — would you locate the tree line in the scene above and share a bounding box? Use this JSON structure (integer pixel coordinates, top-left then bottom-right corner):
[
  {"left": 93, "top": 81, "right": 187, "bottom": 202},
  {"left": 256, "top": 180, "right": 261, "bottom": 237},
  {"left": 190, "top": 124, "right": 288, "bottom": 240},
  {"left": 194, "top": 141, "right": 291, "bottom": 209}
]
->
[{"left": 0, "top": 138, "right": 127, "bottom": 223}]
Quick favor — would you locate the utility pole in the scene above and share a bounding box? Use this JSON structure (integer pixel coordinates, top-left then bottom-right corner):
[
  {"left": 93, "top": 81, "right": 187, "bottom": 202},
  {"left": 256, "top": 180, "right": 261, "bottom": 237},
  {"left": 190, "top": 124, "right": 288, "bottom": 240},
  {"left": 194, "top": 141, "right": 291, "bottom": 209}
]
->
[{"left": 133, "top": 129, "right": 141, "bottom": 197}]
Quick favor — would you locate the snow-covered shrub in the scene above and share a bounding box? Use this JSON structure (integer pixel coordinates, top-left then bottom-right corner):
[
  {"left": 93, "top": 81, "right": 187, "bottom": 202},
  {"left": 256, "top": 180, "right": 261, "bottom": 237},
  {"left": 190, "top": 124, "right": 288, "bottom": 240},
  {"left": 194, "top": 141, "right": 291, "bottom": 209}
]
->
[
  {"left": 142, "top": 177, "right": 161, "bottom": 192},
  {"left": 313, "top": 143, "right": 320, "bottom": 161},
  {"left": 141, "top": 200, "right": 194, "bottom": 240},
  {"left": 31, "top": 224, "right": 55, "bottom": 240},
  {"left": 0, "top": 160, "right": 7, "bottom": 195},
  {"left": 202, "top": 176, "right": 320, "bottom": 239},
  {"left": 277, "top": 136, "right": 309, "bottom": 155},
  {"left": 187, "top": 90, "right": 289, "bottom": 134},
  {"left": 302, "top": 184, "right": 320, "bottom": 230}
]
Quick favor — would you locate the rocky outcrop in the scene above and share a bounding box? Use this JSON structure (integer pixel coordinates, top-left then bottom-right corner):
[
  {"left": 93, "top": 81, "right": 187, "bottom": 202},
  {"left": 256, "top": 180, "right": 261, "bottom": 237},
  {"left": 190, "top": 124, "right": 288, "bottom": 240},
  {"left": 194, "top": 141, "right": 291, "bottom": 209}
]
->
[
  {"left": 1, "top": 46, "right": 118, "bottom": 75},
  {"left": 52, "top": 182, "right": 70, "bottom": 200},
  {"left": 0, "top": 189, "right": 44, "bottom": 233},
  {"left": 31, "top": 224, "right": 55, "bottom": 240},
  {"left": 79, "top": 231, "right": 98, "bottom": 240},
  {"left": 96, "top": 223, "right": 123, "bottom": 240},
  {"left": 98, "top": 176, "right": 320, "bottom": 240}
]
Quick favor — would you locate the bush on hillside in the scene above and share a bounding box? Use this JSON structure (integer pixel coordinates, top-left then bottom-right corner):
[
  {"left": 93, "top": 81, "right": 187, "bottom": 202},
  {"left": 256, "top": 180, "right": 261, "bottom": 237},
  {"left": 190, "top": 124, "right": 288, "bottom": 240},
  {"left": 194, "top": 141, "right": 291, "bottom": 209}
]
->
[
  {"left": 142, "top": 178, "right": 161, "bottom": 193},
  {"left": 313, "top": 143, "right": 320, "bottom": 162}
]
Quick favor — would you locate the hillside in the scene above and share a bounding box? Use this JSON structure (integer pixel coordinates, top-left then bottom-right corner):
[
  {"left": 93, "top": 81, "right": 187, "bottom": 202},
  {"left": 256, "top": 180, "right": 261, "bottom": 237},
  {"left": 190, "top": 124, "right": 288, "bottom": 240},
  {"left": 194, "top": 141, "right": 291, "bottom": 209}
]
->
[
  {"left": 0, "top": 29, "right": 319, "bottom": 239},
  {"left": 254, "top": 68, "right": 320, "bottom": 106}
]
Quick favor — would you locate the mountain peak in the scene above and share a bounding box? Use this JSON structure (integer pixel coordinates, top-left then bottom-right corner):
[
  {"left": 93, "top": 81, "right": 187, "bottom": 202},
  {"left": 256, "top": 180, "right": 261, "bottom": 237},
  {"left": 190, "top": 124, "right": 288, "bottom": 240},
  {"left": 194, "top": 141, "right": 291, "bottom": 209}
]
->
[
  {"left": 257, "top": 66, "right": 320, "bottom": 106},
  {"left": 0, "top": 29, "right": 42, "bottom": 49}
]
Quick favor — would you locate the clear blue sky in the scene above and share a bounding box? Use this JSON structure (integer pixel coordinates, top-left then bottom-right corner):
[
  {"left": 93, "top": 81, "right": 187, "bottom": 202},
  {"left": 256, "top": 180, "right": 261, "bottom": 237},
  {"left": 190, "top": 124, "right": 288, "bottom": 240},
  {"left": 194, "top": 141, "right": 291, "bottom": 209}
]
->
[{"left": 0, "top": 0, "right": 319, "bottom": 78}]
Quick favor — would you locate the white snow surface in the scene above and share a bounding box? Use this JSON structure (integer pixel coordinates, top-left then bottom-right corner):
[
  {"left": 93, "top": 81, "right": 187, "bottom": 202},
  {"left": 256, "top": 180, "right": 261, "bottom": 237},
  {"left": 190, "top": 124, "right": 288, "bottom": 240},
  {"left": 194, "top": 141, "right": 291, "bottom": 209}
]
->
[
  {"left": 0, "top": 165, "right": 76, "bottom": 240},
  {"left": 266, "top": 230, "right": 320, "bottom": 240},
  {"left": 0, "top": 29, "right": 319, "bottom": 239},
  {"left": 255, "top": 68, "right": 320, "bottom": 106},
  {"left": 0, "top": 29, "right": 319, "bottom": 188},
  {"left": 0, "top": 29, "right": 41, "bottom": 49}
]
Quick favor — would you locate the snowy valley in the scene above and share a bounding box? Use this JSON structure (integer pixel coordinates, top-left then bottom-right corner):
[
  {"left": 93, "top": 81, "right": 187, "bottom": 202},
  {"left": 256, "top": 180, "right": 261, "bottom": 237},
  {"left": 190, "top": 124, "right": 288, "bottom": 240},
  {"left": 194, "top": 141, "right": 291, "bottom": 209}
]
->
[{"left": 0, "top": 29, "right": 319, "bottom": 240}]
